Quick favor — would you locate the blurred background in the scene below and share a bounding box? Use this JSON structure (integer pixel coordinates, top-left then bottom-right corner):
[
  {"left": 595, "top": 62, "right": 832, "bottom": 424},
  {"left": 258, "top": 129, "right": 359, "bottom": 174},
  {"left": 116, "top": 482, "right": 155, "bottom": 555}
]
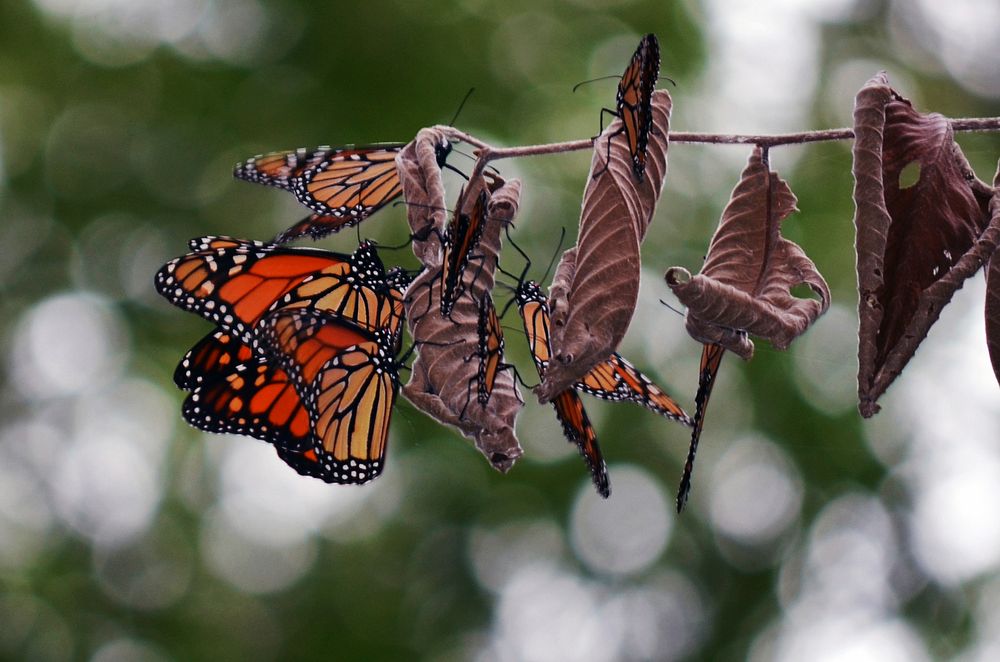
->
[{"left": 2, "top": 0, "right": 1000, "bottom": 660}]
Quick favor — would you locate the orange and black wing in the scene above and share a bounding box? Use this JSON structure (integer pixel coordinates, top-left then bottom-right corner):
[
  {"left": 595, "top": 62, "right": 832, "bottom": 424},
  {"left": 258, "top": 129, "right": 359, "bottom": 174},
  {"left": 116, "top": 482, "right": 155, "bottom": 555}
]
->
[
  {"left": 275, "top": 241, "right": 403, "bottom": 342},
  {"left": 553, "top": 390, "right": 610, "bottom": 498},
  {"left": 260, "top": 309, "right": 398, "bottom": 484},
  {"left": 476, "top": 294, "right": 505, "bottom": 405},
  {"left": 676, "top": 342, "right": 725, "bottom": 512},
  {"left": 575, "top": 353, "right": 691, "bottom": 425},
  {"left": 440, "top": 189, "right": 489, "bottom": 317},
  {"left": 384, "top": 267, "right": 415, "bottom": 353},
  {"left": 615, "top": 33, "right": 660, "bottom": 181},
  {"left": 515, "top": 281, "right": 608, "bottom": 496},
  {"left": 182, "top": 358, "right": 312, "bottom": 454},
  {"left": 154, "top": 236, "right": 351, "bottom": 344},
  {"left": 276, "top": 145, "right": 406, "bottom": 242},
  {"left": 234, "top": 147, "right": 334, "bottom": 190},
  {"left": 174, "top": 328, "right": 254, "bottom": 391},
  {"left": 516, "top": 281, "right": 553, "bottom": 374}
]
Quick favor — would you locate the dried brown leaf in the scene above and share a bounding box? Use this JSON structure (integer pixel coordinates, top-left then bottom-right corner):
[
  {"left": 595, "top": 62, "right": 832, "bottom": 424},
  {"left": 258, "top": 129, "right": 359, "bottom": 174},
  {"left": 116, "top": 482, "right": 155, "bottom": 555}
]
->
[
  {"left": 665, "top": 146, "right": 831, "bottom": 359},
  {"left": 396, "top": 134, "right": 523, "bottom": 469},
  {"left": 853, "top": 72, "right": 999, "bottom": 417},
  {"left": 987, "top": 241, "right": 1000, "bottom": 388},
  {"left": 536, "top": 89, "right": 671, "bottom": 402}
]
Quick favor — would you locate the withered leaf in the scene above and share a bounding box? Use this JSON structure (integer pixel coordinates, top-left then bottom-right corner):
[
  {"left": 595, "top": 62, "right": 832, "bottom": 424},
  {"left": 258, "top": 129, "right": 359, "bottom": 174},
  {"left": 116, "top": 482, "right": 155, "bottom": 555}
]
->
[
  {"left": 397, "top": 132, "right": 523, "bottom": 470},
  {"left": 665, "top": 146, "right": 829, "bottom": 512},
  {"left": 536, "top": 89, "right": 672, "bottom": 402},
  {"left": 988, "top": 241, "right": 1000, "bottom": 388},
  {"left": 853, "top": 72, "right": 999, "bottom": 417},
  {"left": 665, "top": 146, "right": 831, "bottom": 358}
]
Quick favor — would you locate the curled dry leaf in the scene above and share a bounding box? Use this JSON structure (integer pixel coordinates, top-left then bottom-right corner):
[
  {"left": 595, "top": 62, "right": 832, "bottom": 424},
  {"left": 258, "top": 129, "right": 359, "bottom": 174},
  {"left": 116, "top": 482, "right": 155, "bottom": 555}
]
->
[
  {"left": 396, "top": 133, "right": 523, "bottom": 471},
  {"left": 536, "top": 89, "right": 672, "bottom": 402},
  {"left": 665, "top": 146, "right": 831, "bottom": 358},
  {"left": 664, "top": 146, "right": 830, "bottom": 512},
  {"left": 853, "top": 72, "right": 1000, "bottom": 417},
  {"left": 987, "top": 237, "right": 1000, "bottom": 387}
]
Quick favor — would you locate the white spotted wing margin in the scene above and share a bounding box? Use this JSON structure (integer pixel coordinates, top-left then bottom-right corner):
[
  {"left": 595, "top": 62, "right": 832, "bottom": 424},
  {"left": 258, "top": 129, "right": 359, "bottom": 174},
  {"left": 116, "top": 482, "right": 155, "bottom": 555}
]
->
[{"left": 257, "top": 307, "right": 401, "bottom": 485}]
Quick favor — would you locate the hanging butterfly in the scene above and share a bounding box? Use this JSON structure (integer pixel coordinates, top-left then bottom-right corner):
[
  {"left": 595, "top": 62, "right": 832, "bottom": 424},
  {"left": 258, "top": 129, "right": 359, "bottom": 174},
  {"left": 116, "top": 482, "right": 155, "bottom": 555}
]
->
[
  {"left": 259, "top": 308, "right": 403, "bottom": 484},
  {"left": 440, "top": 188, "right": 489, "bottom": 317},
  {"left": 155, "top": 237, "right": 402, "bottom": 346},
  {"left": 234, "top": 138, "right": 453, "bottom": 243},
  {"left": 159, "top": 236, "right": 411, "bottom": 482},
  {"left": 675, "top": 342, "right": 725, "bottom": 512},
  {"left": 513, "top": 278, "right": 693, "bottom": 496},
  {"left": 515, "top": 279, "right": 690, "bottom": 423},
  {"left": 595, "top": 33, "right": 660, "bottom": 182},
  {"left": 513, "top": 278, "right": 609, "bottom": 496},
  {"left": 458, "top": 292, "right": 519, "bottom": 420}
]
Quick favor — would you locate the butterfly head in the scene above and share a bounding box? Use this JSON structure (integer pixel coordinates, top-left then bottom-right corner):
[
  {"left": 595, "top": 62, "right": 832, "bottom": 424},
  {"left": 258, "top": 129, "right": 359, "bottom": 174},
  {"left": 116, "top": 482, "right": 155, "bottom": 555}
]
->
[
  {"left": 515, "top": 279, "right": 545, "bottom": 306},
  {"left": 434, "top": 139, "right": 453, "bottom": 169}
]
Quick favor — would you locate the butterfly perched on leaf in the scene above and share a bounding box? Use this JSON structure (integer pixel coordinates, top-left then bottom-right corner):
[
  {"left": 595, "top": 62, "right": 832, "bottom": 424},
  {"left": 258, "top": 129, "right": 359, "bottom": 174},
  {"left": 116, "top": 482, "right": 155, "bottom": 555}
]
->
[
  {"left": 440, "top": 188, "right": 489, "bottom": 317},
  {"left": 514, "top": 278, "right": 691, "bottom": 497},
  {"left": 594, "top": 33, "right": 660, "bottom": 182},
  {"left": 515, "top": 278, "right": 609, "bottom": 496},
  {"left": 234, "top": 139, "right": 452, "bottom": 243}
]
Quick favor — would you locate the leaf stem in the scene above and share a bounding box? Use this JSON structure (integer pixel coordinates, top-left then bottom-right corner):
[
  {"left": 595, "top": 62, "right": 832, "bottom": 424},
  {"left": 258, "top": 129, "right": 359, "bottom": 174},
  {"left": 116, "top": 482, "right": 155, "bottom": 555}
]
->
[{"left": 437, "top": 117, "right": 1000, "bottom": 180}]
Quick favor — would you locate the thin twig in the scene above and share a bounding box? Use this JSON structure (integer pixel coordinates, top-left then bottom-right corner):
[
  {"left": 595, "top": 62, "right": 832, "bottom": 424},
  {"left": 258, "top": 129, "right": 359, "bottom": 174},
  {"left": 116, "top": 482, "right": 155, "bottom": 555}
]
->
[{"left": 439, "top": 117, "right": 1000, "bottom": 182}]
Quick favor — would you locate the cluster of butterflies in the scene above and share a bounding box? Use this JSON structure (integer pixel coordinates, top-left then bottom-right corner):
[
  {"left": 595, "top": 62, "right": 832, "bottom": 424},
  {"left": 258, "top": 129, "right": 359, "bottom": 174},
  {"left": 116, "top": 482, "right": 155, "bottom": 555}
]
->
[{"left": 155, "top": 33, "right": 700, "bottom": 498}]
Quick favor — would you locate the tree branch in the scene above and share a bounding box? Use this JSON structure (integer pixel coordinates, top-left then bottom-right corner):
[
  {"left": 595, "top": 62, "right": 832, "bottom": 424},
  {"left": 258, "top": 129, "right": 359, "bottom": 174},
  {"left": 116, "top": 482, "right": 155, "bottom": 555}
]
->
[{"left": 435, "top": 117, "right": 1000, "bottom": 186}]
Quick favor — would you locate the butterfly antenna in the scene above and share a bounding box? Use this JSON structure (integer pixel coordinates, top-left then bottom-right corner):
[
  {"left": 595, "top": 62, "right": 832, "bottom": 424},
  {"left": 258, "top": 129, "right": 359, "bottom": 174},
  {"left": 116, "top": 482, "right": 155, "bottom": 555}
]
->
[
  {"left": 502, "top": 225, "right": 532, "bottom": 286},
  {"left": 540, "top": 227, "right": 567, "bottom": 285},
  {"left": 658, "top": 298, "right": 686, "bottom": 318},
  {"left": 449, "top": 87, "right": 475, "bottom": 127},
  {"left": 572, "top": 74, "right": 622, "bottom": 93},
  {"left": 443, "top": 162, "right": 471, "bottom": 182}
]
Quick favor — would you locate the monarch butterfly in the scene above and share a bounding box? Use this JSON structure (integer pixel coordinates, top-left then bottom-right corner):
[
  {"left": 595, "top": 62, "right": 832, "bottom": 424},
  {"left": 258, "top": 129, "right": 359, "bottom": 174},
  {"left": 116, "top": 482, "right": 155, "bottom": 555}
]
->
[
  {"left": 234, "top": 139, "right": 452, "bottom": 243},
  {"left": 515, "top": 279, "right": 690, "bottom": 423},
  {"left": 159, "top": 237, "right": 411, "bottom": 482},
  {"left": 259, "top": 308, "right": 401, "bottom": 484},
  {"left": 458, "top": 293, "right": 508, "bottom": 418},
  {"left": 675, "top": 342, "right": 725, "bottom": 512},
  {"left": 155, "top": 237, "right": 402, "bottom": 346},
  {"left": 440, "top": 188, "right": 489, "bottom": 317},
  {"left": 596, "top": 33, "right": 660, "bottom": 182},
  {"left": 514, "top": 278, "right": 609, "bottom": 496}
]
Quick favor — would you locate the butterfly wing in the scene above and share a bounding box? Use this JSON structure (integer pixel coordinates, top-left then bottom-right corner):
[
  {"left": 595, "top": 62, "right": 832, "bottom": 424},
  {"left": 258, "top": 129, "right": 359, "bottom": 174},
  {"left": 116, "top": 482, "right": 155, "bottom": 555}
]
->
[
  {"left": 616, "top": 33, "right": 660, "bottom": 181},
  {"left": 273, "top": 241, "right": 403, "bottom": 339},
  {"left": 155, "top": 236, "right": 351, "bottom": 343},
  {"left": 575, "top": 354, "right": 691, "bottom": 424},
  {"left": 552, "top": 390, "right": 610, "bottom": 498},
  {"left": 174, "top": 328, "right": 254, "bottom": 391},
  {"left": 676, "top": 342, "right": 725, "bottom": 512},
  {"left": 234, "top": 147, "right": 334, "bottom": 190},
  {"left": 182, "top": 358, "right": 312, "bottom": 453},
  {"left": 517, "top": 281, "right": 609, "bottom": 496},
  {"left": 261, "top": 309, "right": 398, "bottom": 485},
  {"left": 274, "top": 145, "right": 406, "bottom": 242},
  {"left": 476, "top": 294, "right": 505, "bottom": 405}
]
